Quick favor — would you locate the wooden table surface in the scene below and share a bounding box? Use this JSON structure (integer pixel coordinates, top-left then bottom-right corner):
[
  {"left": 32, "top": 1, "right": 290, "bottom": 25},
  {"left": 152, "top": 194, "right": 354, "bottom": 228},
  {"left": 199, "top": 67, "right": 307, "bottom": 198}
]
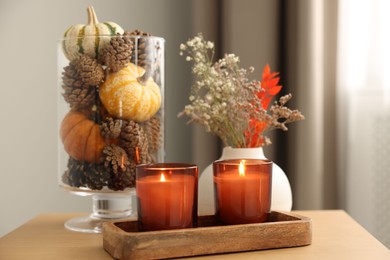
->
[{"left": 0, "top": 210, "right": 389, "bottom": 259}]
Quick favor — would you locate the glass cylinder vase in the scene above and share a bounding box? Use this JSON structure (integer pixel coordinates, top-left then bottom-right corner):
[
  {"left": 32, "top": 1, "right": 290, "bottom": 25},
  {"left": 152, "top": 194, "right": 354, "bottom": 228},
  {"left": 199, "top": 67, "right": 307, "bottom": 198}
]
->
[{"left": 57, "top": 35, "right": 165, "bottom": 233}]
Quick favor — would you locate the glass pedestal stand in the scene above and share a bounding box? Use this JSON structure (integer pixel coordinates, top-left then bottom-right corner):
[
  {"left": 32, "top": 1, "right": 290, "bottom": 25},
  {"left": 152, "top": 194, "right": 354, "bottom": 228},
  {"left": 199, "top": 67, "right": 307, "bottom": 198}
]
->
[{"left": 64, "top": 190, "right": 137, "bottom": 233}]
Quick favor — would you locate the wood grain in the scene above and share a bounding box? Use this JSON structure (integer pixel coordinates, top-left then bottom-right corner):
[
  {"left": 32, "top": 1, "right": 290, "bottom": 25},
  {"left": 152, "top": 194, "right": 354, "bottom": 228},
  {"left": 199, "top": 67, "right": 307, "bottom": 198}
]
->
[{"left": 102, "top": 211, "right": 312, "bottom": 259}]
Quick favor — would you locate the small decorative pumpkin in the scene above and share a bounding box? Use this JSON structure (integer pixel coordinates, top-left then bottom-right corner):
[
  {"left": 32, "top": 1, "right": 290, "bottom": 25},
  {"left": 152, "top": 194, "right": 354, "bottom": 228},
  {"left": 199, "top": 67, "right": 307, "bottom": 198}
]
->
[
  {"left": 60, "top": 111, "right": 106, "bottom": 163},
  {"left": 63, "top": 6, "right": 124, "bottom": 61},
  {"left": 99, "top": 63, "right": 161, "bottom": 122}
]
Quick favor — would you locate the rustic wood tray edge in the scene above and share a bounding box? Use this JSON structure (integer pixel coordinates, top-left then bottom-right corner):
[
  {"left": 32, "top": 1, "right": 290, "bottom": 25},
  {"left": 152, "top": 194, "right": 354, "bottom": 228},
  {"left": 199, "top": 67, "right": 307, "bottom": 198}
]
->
[{"left": 102, "top": 211, "right": 312, "bottom": 259}]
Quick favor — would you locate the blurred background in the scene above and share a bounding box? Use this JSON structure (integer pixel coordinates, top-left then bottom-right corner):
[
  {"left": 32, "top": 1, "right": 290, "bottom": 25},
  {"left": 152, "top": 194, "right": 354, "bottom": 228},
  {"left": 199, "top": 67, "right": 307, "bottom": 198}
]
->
[{"left": 0, "top": 0, "right": 389, "bottom": 248}]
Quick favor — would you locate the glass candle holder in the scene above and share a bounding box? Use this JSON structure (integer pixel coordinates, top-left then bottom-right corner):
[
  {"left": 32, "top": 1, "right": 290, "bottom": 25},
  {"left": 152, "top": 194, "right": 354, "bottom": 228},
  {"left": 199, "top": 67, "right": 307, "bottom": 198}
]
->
[
  {"left": 136, "top": 163, "right": 198, "bottom": 231},
  {"left": 57, "top": 35, "right": 165, "bottom": 233},
  {"left": 213, "top": 159, "right": 272, "bottom": 224}
]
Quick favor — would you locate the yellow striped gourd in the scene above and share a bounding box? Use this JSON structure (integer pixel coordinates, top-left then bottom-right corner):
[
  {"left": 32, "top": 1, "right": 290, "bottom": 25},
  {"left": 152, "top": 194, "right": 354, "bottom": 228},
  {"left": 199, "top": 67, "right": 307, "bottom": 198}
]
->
[
  {"left": 99, "top": 63, "right": 162, "bottom": 122},
  {"left": 62, "top": 6, "right": 124, "bottom": 61}
]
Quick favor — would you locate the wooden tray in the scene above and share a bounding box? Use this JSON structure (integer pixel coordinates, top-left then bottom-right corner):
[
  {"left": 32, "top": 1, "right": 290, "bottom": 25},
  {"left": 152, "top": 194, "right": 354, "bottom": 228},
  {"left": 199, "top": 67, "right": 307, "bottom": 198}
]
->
[{"left": 102, "top": 211, "right": 312, "bottom": 259}]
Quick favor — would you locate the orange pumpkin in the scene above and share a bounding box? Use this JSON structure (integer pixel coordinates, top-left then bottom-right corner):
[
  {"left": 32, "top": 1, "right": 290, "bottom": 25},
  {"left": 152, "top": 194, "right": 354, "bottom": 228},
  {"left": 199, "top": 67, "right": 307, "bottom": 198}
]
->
[{"left": 60, "top": 111, "right": 106, "bottom": 163}]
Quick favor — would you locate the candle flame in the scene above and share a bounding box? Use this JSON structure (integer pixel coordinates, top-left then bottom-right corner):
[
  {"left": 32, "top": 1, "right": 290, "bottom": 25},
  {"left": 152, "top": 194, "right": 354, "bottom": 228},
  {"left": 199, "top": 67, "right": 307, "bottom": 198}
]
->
[
  {"left": 160, "top": 173, "right": 166, "bottom": 182},
  {"left": 239, "top": 161, "right": 245, "bottom": 177}
]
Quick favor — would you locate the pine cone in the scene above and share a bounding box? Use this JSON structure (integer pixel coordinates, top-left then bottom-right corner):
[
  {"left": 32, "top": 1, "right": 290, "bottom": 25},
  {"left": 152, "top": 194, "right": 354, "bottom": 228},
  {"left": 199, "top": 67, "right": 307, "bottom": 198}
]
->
[
  {"left": 83, "top": 165, "right": 110, "bottom": 190},
  {"left": 62, "top": 158, "right": 84, "bottom": 187},
  {"left": 100, "top": 117, "right": 123, "bottom": 138},
  {"left": 62, "top": 85, "right": 97, "bottom": 109},
  {"left": 141, "top": 115, "right": 162, "bottom": 154},
  {"left": 128, "top": 29, "right": 152, "bottom": 37},
  {"left": 62, "top": 158, "right": 109, "bottom": 190},
  {"left": 102, "top": 144, "right": 136, "bottom": 191},
  {"left": 62, "top": 62, "right": 90, "bottom": 108},
  {"left": 71, "top": 55, "right": 105, "bottom": 86},
  {"left": 62, "top": 55, "right": 104, "bottom": 108},
  {"left": 107, "top": 160, "right": 137, "bottom": 190},
  {"left": 102, "top": 33, "right": 133, "bottom": 72},
  {"left": 62, "top": 63, "right": 84, "bottom": 88},
  {"left": 102, "top": 144, "right": 130, "bottom": 175},
  {"left": 120, "top": 120, "right": 151, "bottom": 164}
]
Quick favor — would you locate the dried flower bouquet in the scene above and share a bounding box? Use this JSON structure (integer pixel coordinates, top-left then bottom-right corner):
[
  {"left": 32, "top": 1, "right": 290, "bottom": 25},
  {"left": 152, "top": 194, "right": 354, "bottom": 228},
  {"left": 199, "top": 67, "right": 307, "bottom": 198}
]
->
[{"left": 178, "top": 34, "right": 304, "bottom": 148}]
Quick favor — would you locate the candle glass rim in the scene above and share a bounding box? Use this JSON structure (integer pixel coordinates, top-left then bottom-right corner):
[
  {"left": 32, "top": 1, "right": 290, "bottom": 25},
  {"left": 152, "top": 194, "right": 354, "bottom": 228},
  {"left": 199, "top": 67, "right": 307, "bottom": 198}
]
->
[
  {"left": 136, "top": 163, "right": 198, "bottom": 171},
  {"left": 213, "top": 159, "right": 272, "bottom": 166}
]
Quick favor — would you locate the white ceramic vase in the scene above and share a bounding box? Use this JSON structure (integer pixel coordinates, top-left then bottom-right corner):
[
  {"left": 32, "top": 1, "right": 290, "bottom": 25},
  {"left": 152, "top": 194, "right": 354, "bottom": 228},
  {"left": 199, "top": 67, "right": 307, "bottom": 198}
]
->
[{"left": 198, "top": 146, "right": 292, "bottom": 215}]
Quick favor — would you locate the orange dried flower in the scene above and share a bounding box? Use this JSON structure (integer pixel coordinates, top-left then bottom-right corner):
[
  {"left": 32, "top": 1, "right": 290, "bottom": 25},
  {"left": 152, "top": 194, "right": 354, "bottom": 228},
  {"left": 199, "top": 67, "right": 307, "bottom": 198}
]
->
[
  {"left": 245, "top": 65, "right": 282, "bottom": 147},
  {"left": 258, "top": 64, "right": 282, "bottom": 109}
]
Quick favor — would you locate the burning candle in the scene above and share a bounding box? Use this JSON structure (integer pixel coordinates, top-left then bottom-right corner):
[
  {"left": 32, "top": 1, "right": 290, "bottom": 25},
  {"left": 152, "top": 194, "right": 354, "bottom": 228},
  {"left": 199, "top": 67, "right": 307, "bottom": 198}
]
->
[
  {"left": 213, "top": 159, "right": 272, "bottom": 224},
  {"left": 136, "top": 163, "right": 198, "bottom": 231}
]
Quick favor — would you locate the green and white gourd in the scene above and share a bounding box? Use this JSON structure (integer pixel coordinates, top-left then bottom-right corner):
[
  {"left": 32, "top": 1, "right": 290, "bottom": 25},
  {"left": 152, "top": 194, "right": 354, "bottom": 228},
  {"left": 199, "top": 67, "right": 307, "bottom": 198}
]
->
[{"left": 63, "top": 6, "right": 124, "bottom": 61}]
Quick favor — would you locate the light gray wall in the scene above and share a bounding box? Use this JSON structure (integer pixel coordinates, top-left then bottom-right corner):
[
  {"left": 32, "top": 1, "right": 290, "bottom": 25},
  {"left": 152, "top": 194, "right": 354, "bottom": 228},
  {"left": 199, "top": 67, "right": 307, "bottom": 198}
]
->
[{"left": 0, "top": 0, "right": 192, "bottom": 237}]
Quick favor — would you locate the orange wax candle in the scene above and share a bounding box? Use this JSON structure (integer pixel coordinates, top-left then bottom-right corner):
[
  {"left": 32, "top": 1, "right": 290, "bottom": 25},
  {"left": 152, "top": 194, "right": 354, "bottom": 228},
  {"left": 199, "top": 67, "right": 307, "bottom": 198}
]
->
[
  {"left": 213, "top": 159, "right": 272, "bottom": 224},
  {"left": 136, "top": 163, "right": 198, "bottom": 231}
]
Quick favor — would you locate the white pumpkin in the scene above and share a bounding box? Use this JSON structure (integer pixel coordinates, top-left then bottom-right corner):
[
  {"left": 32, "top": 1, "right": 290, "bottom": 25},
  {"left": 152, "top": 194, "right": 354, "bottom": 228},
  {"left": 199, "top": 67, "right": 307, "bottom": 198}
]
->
[{"left": 62, "top": 6, "right": 124, "bottom": 61}]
